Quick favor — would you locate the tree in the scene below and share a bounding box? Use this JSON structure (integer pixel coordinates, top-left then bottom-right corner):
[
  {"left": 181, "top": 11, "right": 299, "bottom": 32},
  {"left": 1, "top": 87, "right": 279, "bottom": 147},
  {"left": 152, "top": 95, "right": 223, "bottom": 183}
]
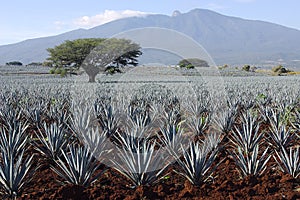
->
[
  {"left": 46, "top": 38, "right": 105, "bottom": 73},
  {"left": 178, "top": 58, "right": 209, "bottom": 69},
  {"left": 6, "top": 61, "right": 23, "bottom": 66},
  {"left": 81, "top": 38, "right": 142, "bottom": 82},
  {"left": 26, "top": 62, "right": 43, "bottom": 66},
  {"left": 45, "top": 38, "right": 142, "bottom": 82}
]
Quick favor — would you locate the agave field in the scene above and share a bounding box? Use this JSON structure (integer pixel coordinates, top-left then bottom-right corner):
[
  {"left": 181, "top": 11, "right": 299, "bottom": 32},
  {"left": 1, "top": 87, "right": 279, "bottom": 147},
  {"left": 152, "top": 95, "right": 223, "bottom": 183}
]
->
[{"left": 0, "top": 67, "right": 300, "bottom": 199}]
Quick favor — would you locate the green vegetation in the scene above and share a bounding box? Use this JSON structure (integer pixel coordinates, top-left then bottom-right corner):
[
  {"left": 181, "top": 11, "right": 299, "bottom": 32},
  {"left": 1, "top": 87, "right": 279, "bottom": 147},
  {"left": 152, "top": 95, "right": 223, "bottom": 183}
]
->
[
  {"left": 178, "top": 58, "right": 209, "bottom": 69},
  {"left": 26, "top": 62, "right": 43, "bottom": 66},
  {"left": 242, "top": 65, "right": 250, "bottom": 72},
  {"left": 46, "top": 38, "right": 142, "bottom": 82},
  {"left": 46, "top": 38, "right": 105, "bottom": 73},
  {"left": 6, "top": 61, "right": 23, "bottom": 66},
  {"left": 218, "top": 64, "right": 229, "bottom": 70},
  {"left": 271, "top": 65, "right": 293, "bottom": 75}
]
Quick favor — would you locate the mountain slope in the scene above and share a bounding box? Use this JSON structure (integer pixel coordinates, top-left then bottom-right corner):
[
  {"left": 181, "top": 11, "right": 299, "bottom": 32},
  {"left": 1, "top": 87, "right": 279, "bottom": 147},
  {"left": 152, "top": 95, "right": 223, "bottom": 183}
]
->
[{"left": 0, "top": 9, "right": 300, "bottom": 66}]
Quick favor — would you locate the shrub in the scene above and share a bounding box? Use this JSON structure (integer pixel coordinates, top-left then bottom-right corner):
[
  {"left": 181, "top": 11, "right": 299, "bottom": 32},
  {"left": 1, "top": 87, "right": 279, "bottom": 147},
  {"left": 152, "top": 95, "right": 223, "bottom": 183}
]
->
[
  {"left": 272, "top": 65, "right": 292, "bottom": 74},
  {"left": 54, "top": 68, "right": 62, "bottom": 75},
  {"left": 186, "top": 64, "right": 195, "bottom": 69},
  {"left": 178, "top": 58, "right": 209, "bottom": 69},
  {"left": 27, "top": 62, "right": 43, "bottom": 66},
  {"left": 242, "top": 65, "right": 250, "bottom": 72},
  {"left": 6, "top": 61, "right": 23, "bottom": 66},
  {"left": 272, "top": 65, "right": 284, "bottom": 73},
  {"left": 49, "top": 68, "right": 56, "bottom": 74}
]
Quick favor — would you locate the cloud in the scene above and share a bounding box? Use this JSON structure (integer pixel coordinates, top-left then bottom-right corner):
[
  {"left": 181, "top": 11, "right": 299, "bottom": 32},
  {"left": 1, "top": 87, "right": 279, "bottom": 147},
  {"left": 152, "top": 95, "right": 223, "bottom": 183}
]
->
[{"left": 73, "top": 10, "right": 150, "bottom": 28}]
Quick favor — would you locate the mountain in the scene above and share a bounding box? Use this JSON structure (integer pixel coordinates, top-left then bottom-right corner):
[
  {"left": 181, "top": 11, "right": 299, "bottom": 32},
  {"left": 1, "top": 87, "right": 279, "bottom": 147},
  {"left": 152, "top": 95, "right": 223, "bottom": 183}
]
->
[{"left": 1, "top": 8, "right": 300, "bottom": 66}]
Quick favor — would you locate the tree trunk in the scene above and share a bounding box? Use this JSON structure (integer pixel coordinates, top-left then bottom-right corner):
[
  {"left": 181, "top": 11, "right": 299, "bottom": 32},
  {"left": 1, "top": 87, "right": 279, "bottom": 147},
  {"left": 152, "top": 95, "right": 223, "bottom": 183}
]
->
[{"left": 88, "top": 73, "right": 96, "bottom": 83}]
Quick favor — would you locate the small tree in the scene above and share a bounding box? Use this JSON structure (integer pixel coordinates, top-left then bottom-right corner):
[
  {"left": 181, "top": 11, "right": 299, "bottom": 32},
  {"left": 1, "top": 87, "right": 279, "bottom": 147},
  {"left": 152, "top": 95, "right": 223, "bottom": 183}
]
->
[
  {"left": 178, "top": 58, "right": 209, "bottom": 69},
  {"left": 26, "top": 62, "right": 43, "bottom": 66},
  {"left": 6, "top": 61, "right": 23, "bottom": 66},
  {"left": 242, "top": 65, "right": 250, "bottom": 72}
]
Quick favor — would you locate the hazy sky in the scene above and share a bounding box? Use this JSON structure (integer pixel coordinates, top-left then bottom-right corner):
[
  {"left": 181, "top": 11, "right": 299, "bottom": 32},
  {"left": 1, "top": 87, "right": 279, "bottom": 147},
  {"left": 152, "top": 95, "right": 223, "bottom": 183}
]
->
[{"left": 1, "top": 0, "right": 299, "bottom": 45}]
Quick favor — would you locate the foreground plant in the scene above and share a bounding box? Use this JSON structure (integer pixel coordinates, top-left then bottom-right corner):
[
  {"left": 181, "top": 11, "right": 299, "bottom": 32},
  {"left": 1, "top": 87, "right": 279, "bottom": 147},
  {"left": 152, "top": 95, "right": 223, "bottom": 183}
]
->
[
  {"left": 230, "top": 111, "right": 263, "bottom": 154},
  {"left": 187, "top": 101, "right": 211, "bottom": 136},
  {"left": 213, "top": 106, "right": 238, "bottom": 136},
  {"left": 267, "top": 125, "right": 295, "bottom": 150},
  {"left": 0, "top": 150, "right": 35, "bottom": 200},
  {"left": 34, "top": 122, "right": 69, "bottom": 160},
  {"left": 111, "top": 138, "right": 169, "bottom": 186},
  {"left": 0, "top": 122, "right": 29, "bottom": 158},
  {"left": 94, "top": 102, "right": 120, "bottom": 137},
  {"left": 159, "top": 123, "right": 188, "bottom": 155},
  {"left": 274, "top": 146, "right": 300, "bottom": 178},
  {"left": 231, "top": 145, "right": 271, "bottom": 177},
  {"left": 174, "top": 140, "right": 220, "bottom": 185},
  {"left": 52, "top": 144, "right": 103, "bottom": 187}
]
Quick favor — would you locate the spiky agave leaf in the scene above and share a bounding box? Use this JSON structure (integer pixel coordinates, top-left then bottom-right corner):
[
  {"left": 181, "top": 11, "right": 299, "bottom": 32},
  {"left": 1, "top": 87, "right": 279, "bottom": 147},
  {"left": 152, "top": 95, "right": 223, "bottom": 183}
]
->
[
  {"left": 158, "top": 123, "right": 189, "bottom": 156},
  {"left": 0, "top": 122, "right": 29, "bottom": 158},
  {"left": 80, "top": 127, "right": 110, "bottom": 160},
  {"left": 51, "top": 144, "right": 103, "bottom": 187},
  {"left": 174, "top": 140, "right": 220, "bottom": 185},
  {"left": 231, "top": 144, "right": 271, "bottom": 177},
  {"left": 213, "top": 106, "right": 238, "bottom": 135},
  {"left": 94, "top": 102, "right": 121, "bottom": 137},
  {"left": 111, "top": 139, "right": 169, "bottom": 186},
  {"left": 230, "top": 111, "right": 263, "bottom": 154},
  {"left": 267, "top": 124, "right": 295, "bottom": 150},
  {"left": 274, "top": 146, "right": 300, "bottom": 178},
  {"left": 34, "top": 122, "right": 69, "bottom": 160},
  {"left": 0, "top": 150, "right": 35, "bottom": 199}
]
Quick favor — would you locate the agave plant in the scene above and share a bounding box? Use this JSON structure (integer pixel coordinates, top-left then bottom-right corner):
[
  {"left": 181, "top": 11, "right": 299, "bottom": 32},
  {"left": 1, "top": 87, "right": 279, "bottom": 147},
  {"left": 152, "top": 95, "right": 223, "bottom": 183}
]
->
[
  {"left": 230, "top": 111, "right": 263, "bottom": 154},
  {"left": 0, "top": 150, "right": 36, "bottom": 200},
  {"left": 0, "top": 122, "right": 29, "bottom": 158},
  {"left": 51, "top": 144, "right": 103, "bottom": 187},
  {"left": 94, "top": 102, "right": 121, "bottom": 137},
  {"left": 33, "top": 122, "right": 69, "bottom": 160},
  {"left": 0, "top": 105, "right": 22, "bottom": 130},
  {"left": 267, "top": 124, "right": 295, "bottom": 150},
  {"left": 188, "top": 112, "right": 210, "bottom": 136},
  {"left": 70, "top": 105, "right": 95, "bottom": 140},
  {"left": 158, "top": 123, "right": 189, "bottom": 156},
  {"left": 80, "top": 127, "right": 110, "bottom": 160},
  {"left": 111, "top": 136, "right": 169, "bottom": 186},
  {"left": 174, "top": 140, "right": 220, "bottom": 185},
  {"left": 124, "top": 108, "right": 155, "bottom": 141},
  {"left": 127, "top": 103, "right": 152, "bottom": 128},
  {"left": 213, "top": 106, "right": 238, "bottom": 135},
  {"left": 23, "top": 103, "right": 44, "bottom": 126},
  {"left": 267, "top": 108, "right": 284, "bottom": 130},
  {"left": 231, "top": 144, "right": 271, "bottom": 177},
  {"left": 274, "top": 146, "right": 300, "bottom": 178}
]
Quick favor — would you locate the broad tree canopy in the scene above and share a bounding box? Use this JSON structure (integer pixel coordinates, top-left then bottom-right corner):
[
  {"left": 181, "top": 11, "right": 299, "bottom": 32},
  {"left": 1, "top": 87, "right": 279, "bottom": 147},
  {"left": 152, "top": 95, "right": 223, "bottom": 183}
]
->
[
  {"left": 46, "top": 38, "right": 105, "bottom": 71},
  {"left": 45, "top": 38, "right": 142, "bottom": 82},
  {"left": 81, "top": 38, "right": 142, "bottom": 82}
]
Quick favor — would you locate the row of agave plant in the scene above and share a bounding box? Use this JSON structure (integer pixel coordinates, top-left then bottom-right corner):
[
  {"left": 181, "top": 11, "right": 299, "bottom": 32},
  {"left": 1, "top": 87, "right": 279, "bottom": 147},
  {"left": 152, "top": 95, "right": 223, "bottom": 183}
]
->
[{"left": 0, "top": 86, "right": 299, "bottom": 199}]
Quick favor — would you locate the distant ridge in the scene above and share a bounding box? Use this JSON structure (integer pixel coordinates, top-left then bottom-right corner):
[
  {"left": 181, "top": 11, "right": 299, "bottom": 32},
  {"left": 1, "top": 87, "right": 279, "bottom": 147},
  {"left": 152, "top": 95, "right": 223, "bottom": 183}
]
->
[{"left": 0, "top": 8, "right": 300, "bottom": 66}]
